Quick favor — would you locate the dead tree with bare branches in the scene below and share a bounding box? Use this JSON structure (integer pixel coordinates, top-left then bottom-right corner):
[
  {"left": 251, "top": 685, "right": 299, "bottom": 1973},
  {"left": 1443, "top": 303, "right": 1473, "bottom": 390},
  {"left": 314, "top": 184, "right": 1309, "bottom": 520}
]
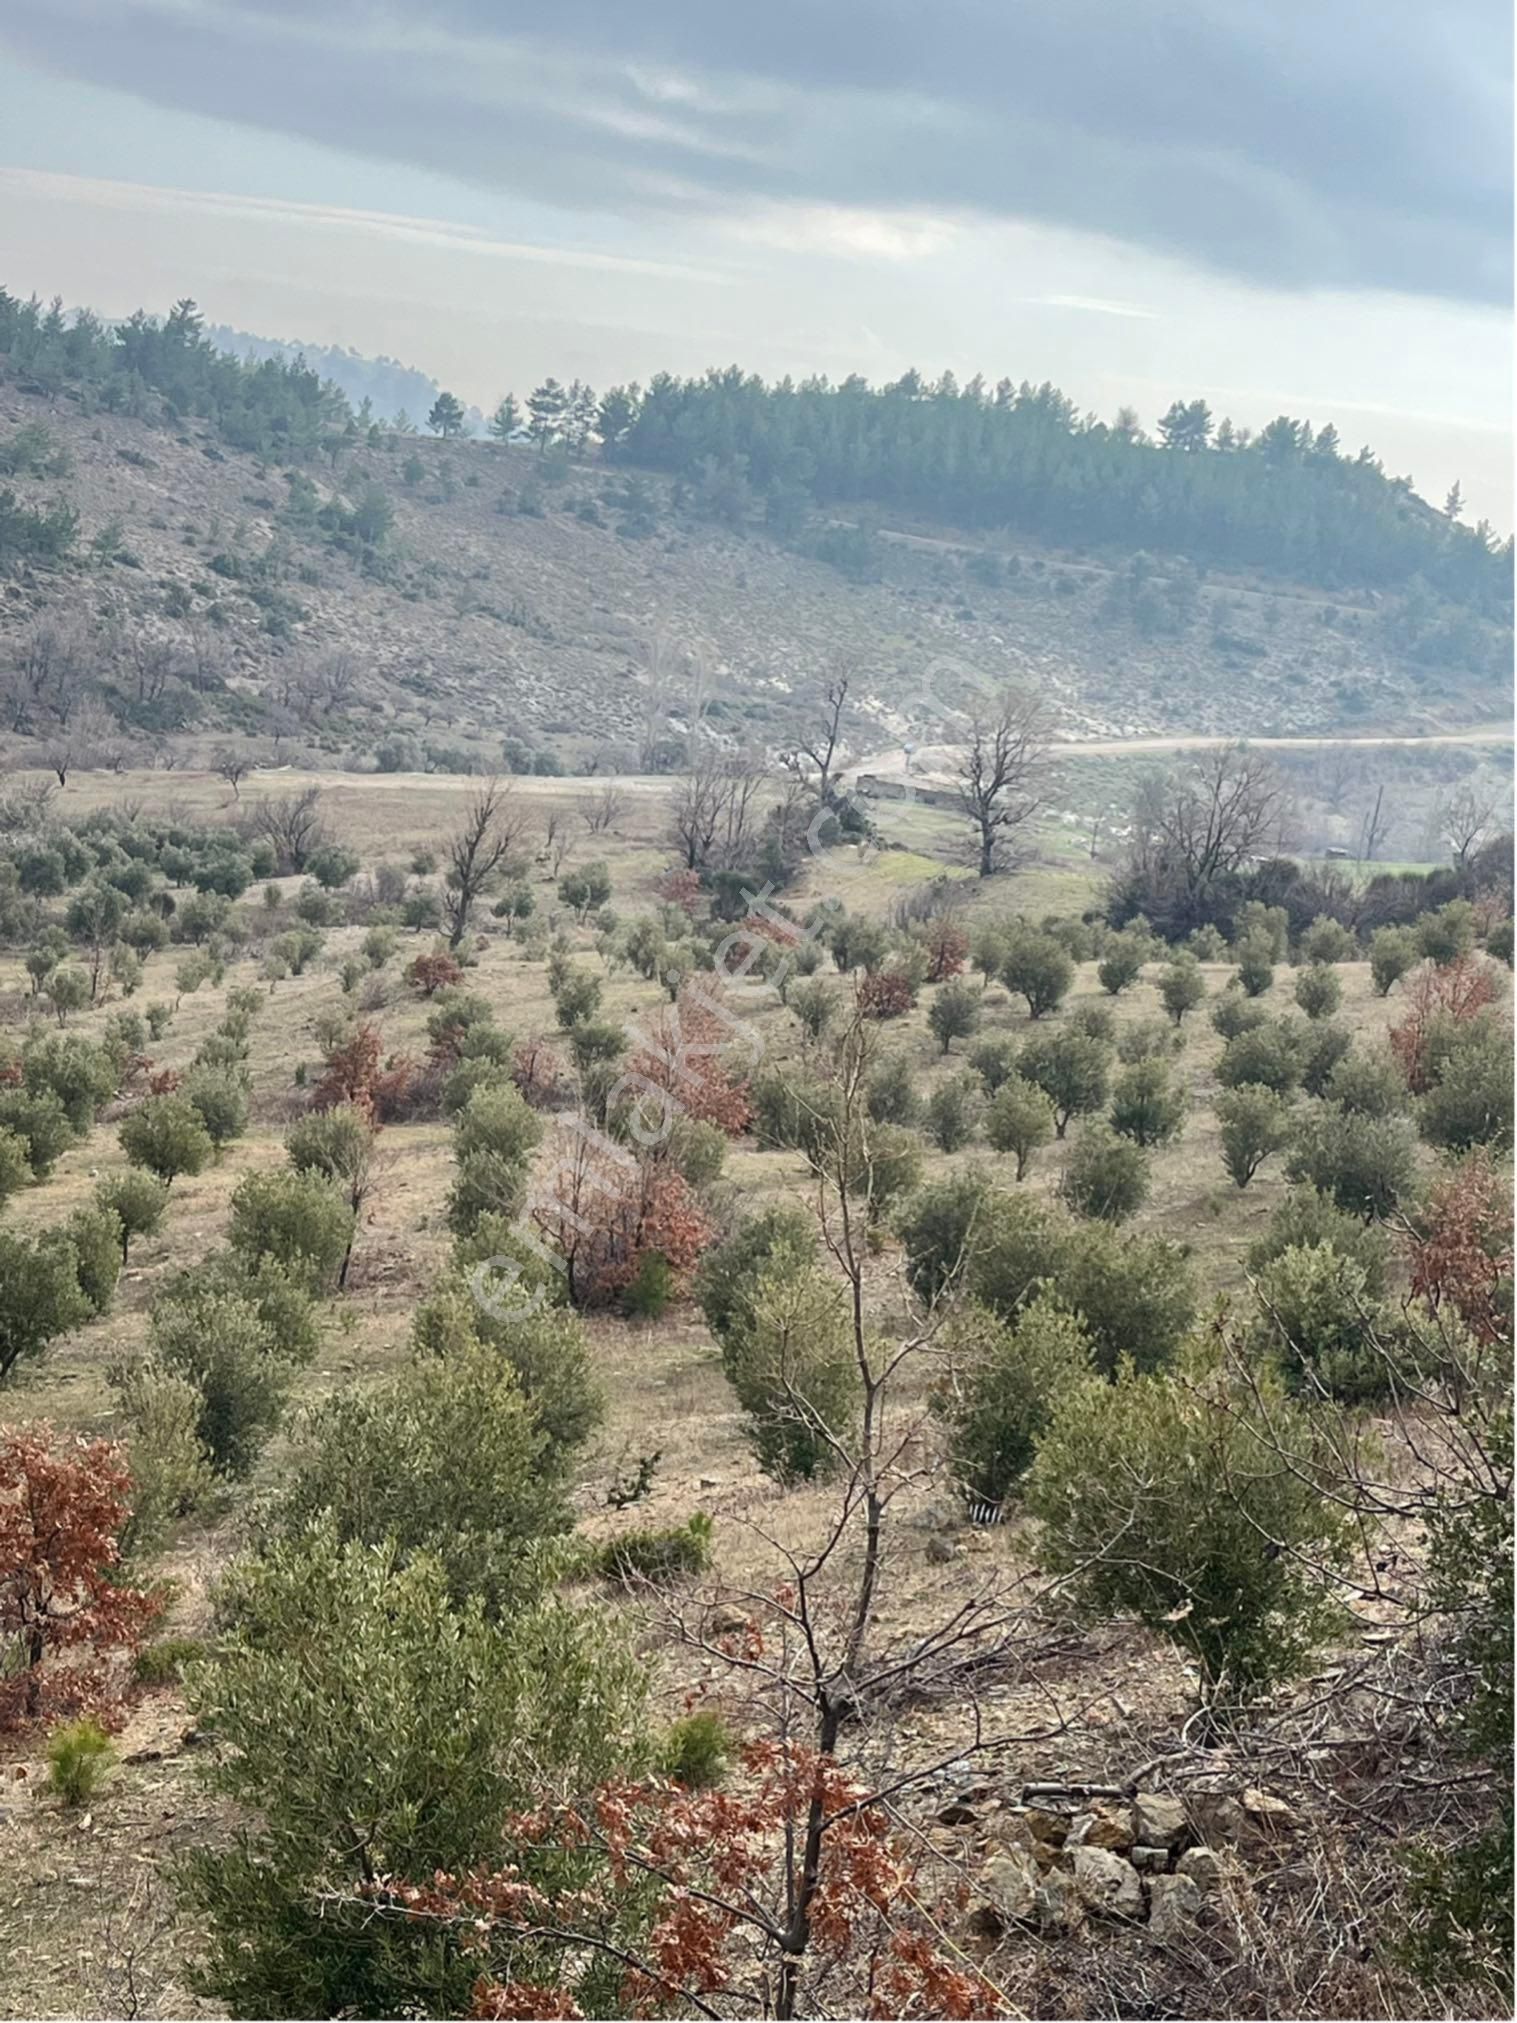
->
[
  {"left": 443, "top": 778, "right": 531, "bottom": 947},
  {"left": 954, "top": 685, "right": 1052, "bottom": 877}
]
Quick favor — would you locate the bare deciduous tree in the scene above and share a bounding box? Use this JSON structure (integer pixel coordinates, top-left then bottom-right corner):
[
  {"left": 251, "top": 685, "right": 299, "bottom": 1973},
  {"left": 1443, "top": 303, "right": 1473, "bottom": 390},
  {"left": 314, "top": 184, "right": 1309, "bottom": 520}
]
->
[
  {"left": 580, "top": 781, "right": 626, "bottom": 835},
  {"left": 443, "top": 777, "right": 531, "bottom": 947},
  {"left": 1153, "top": 741, "right": 1285, "bottom": 899},
  {"left": 216, "top": 746, "right": 253, "bottom": 799},
  {"left": 1439, "top": 781, "right": 1500, "bottom": 870},
  {"left": 781, "top": 669, "right": 851, "bottom": 810},
  {"left": 954, "top": 685, "right": 1052, "bottom": 877},
  {"left": 255, "top": 785, "right": 328, "bottom": 872}
]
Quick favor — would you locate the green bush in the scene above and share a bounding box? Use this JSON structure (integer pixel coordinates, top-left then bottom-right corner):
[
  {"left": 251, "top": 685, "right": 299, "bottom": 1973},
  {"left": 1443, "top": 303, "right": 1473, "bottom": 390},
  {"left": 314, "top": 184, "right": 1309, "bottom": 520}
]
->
[
  {"left": 720, "top": 1261, "right": 859, "bottom": 1482},
  {"left": 969, "top": 1032, "right": 1021, "bottom": 1092},
  {"left": 0, "top": 1087, "right": 76, "bottom": 1177},
  {"left": 1324, "top": 1046, "right": 1407, "bottom": 1120},
  {"left": 622, "top": 1249, "right": 675, "bottom": 1319},
  {"left": 446, "top": 1081, "right": 544, "bottom": 1235},
  {"left": 1060, "top": 1122, "right": 1151, "bottom": 1222},
  {"left": 1210, "top": 990, "right": 1269, "bottom": 1042},
  {"left": 1096, "top": 932, "right": 1146, "bottom": 995},
  {"left": 410, "top": 1285, "right": 602, "bottom": 1471},
  {"left": 270, "top": 1345, "right": 575, "bottom": 1613},
  {"left": 1017, "top": 1027, "right": 1110, "bottom": 1136},
  {"left": 1217, "top": 1019, "right": 1304, "bottom": 1095},
  {"left": 1299, "top": 915, "right": 1356, "bottom": 965},
  {"left": 133, "top": 1637, "right": 207, "bottom": 1688},
  {"left": 1109, "top": 1057, "right": 1186, "bottom": 1147},
  {"left": 0, "top": 1230, "right": 91, "bottom": 1382},
  {"left": 1158, "top": 954, "right": 1206, "bottom": 1024},
  {"left": 149, "top": 1284, "right": 296, "bottom": 1477},
  {"left": 789, "top": 976, "right": 836, "bottom": 1040},
  {"left": 119, "top": 1094, "right": 214, "bottom": 1185},
  {"left": 1027, "top": 1343, "right": 1349, "bottom": 1695},
  {"left": 1419, "top": 1025, "right": 1514, "bottom": 1153},
  {"left": 22, "top": 1032, "right": 118, "bottom": 1132},
  {"left": 852, "top": 1122, "right": 923, "bottom": 1224},
  {"left": 110, "top": 1359, "right": 217, "bottom": 1557},
  {"left": 1249, "top": 1242, "right": 1390, "bottom": 1401},
  {"left": 934, "top": 1296, "right": 1090, "bottom": 1505},
  {"left": 1299, "top": 1018, "right": 1353, "bottom": 1098},
  {"left": 1233, "top": 934, "right": 1276, "bottom": 997},
  {"left": 228, "top": 1169, "right": 355, "bottom": 1292},
  {"left": 896, "top": 1168, "right": 996, "bottom": 1302},
  {"left": 597, "top": 1512, "right": 714, "bottom": 1583},
  {"left": 666, "top": 1117, "right": 727, "bottom": 1189},
  {"left": 1416, "top": 901, "right": 1476, "bottom": 965},
  {"left": 928, "top": 977, "right": 982, "bottom": 1052},
  {"left": 1285, "top": 1102, "right": 1421, "bottom": 1220},
  {"left": 695, "top": 1206, "right": 818, "bottom": 1340},
  {"left": 1000, "top": 931, "right": 1074, "bottom": 1019},
  {"left": 45, "top": 1718, "right": 116, "bottom": 1807},
  {"left": 657, "top": 1708, "right": 733, "bottom": 1788},
  {"left": 926, "top": 1072, "right": 982, "bottom": 1152},
  {"left": 183, "top": 1064, "right": 250, "bottom": 1152},
  {"left": 0, "top": 1126, "right": 30, "bottom": 1208},
  {"left": 1294, "top": 964, "right": 1343, "bottom": 1020},
  {"left": 865, "top": 1051, "right": 922, "bottom": 1126},
  {"left": 1248, "top": 1186, "right": 1392, "bottom": 1299},
  {"left": 176, "top": 1526, "right": 646, "bottom": 2020},
  {"left": 1369, "top": 925, "right": 1419, "bottom": 996},
  {"left": 1216, "top": 1083, "right": 1293, "bottom": 1187},
  {"left": 62, "top": 1204, "right": 123, "bottom": 1315}
]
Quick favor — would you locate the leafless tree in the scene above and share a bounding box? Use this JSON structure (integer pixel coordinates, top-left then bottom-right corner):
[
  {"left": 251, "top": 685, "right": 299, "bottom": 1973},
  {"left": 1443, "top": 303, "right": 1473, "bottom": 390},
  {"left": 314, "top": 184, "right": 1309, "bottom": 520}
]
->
[
  {"left": 954, "top": 684, "right": 1052, "bottom": 877},
  {"left": 1439, "top": 781, "right": 1500, "bottom": 870},
  {"left": 539, "top": 808, "right": 574, "bottom": 878},
  {"left": 314, "top": 648, "right": 363, "bottom": 714},
  {"left": 256, "top": 785, "right": 328, "bottom": 872},
  {"left": 114, "top": 628, "right": 184, "bottom": 708},
  {"left": 7, "top": 616, "right": 94, "bottom": 730},
  {"left": 1356, "top": 782, "right": 1389, "bottom": 864},
  {"left": 668, "top": 751, "right": 728, "bottom": 871},
  {"left": 216, "top": 746, "right": 253, "bottom": 798},
  {"left": 781, "top": 669, "right": 851, "bottom": 809},
  {"left": 443, "top": 778, "right": 532, "bottom": 946},
  {"left": 580, "top": 781, "right": 626, "bottom": 835},
  {"left": 1153, "top": 742, "right": 1286, "bottom": 901}
]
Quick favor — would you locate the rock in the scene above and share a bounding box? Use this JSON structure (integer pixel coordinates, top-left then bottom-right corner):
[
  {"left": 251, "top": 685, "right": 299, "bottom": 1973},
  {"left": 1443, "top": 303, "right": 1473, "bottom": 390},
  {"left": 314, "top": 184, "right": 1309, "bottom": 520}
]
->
[
  {"left": 936, "top": 1799, "right": 980, "bottom": 1826},
  {"left": 925, "top": 1534, "right": 962, "bottom": 1564},
  {"left": 1189, "top": 1791, "right": 1248, "bottom": 1842},
  {"left": 976, "top": 1850, "right": 1039, "bottom": 1928},
  {"left": 1241, "top": 1786, "right": 1297, "bottom": 1831},
  {"left": 698, "top": 1476, "right": 720, "bottom": 1489},
  {"left": 1021, "top": 1805, "right": 1071, "bottom": 1848},
  {"left": 1069, "top": 1800, "right": 1134, "bottom": 1851},
  {"left": 1148, "top": 1873, "right": 1202, "bottom": 1942},
  {"left": 1072, "top": 1846, "right": 1145, "bottom": 1921},
  {"left": 1177, "top": 1845, "right": 1223, "bottom": 1888},
  {"left": 705, "top": 1603, "right": 750, "bottom": 1637},
  {"left": 1131, "top": 1844, "right": 1170, "bottom": 1874},
  {"left": 1134, "top": 1792, "right": 1189, "bottom": 1849},
  {"left": 1032, "top": 1867, "right": 1087, "bottom": 1933}
]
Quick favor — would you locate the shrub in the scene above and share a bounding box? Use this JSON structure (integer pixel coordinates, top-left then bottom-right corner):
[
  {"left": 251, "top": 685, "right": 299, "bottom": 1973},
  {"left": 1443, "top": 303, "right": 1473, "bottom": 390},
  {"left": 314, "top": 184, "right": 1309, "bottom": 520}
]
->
[
  {"left": 927, "top": 978, "right": 981, "bottom": 1052},
  {"left": 934, "top": 1296, "right": 1090, "bottom": 1506},
  {"left": 1017, "top": 1027, "right": 1110, "bottom": 1136},
  {"left": 62, "top": 1205, "right": 123, "bottom": 1316},
  {"left": 406, "top": 950, "right": 463, "bottom": 996},
  {"left": 1419, "top": 1026, "right": 1514, "bottom": 1153},
  {"left": 0, "top": 1087, "right": 74, "bottom": 1178},
  {"left": 149, "top": 1286, "right": 295, "bottom": 1477},
  {"left": 1299, "top": 1019, "right": 1353, "bottom": 1097},
  {"left": 1370, "top": 925, "right": 1420, "bottom": 995},
  {"left": 968, "top": 1032, "right": 1020, "bottom": 1092},
  {"left": 0, "top": 1232, "right": 91, "bottom": 1382},
  {"left": 856, "top": 968, "right": 916, "bottom": 1019},
  {"left": 1248, "top": 1186, "right": 1392, "bottom": 1299},
  {"left": 447, "top": 1081, "right": 543, "bottom": 1235},
  {"left": 1096, "top": 933, "right": 1146, "bottom": 995},
  {"left": 119, "top": 1094, "right": 213, "bottom": 1185},
  {"left": 46, "top": 1717, "right": 116, "bottom": 1806},
  {"left": 1000, "top": 931, "right": 1074, "bottom": 1018},
  {"left": 1060, "top": 1123, "right": 1151, "bottom": 1222},
  {"left": 980, "top": 1075, "right": 1053, "bottom": 1178},
  {"left": 1237, "top": 902, "right": 1289, "bottom": 960},
  {"left": 228, "top": 1170, "right": 355, "bottom": 1293},
  {"left": 865, "top": 1051, "right": 922, "bottom": 1126},
  {"left": 1217, "top": 1019, "right": 1304, "bottom": 1096},
  {"left": 852, "top": 1122, "right": 924, "bottom": 1224},
  {"left": 1109, "top": 1057, "right": 1186, "bottom": 1146},
  {"left": 1158, "top": 954, "right": 1206, "bottom": 1023},
  {"left": 720, "top": 1261, "right": 860, "bottom": 1482},
  {"left": 1285, "top": 1103, "right": 1421, "bottom": 1220},
  {"left": 897, "top": 1168, "right": 996, "bottom": 1303},
  {"left": 657, "top": 1709, "right": 733, "bottom": 1788},
  {"left": 0, "top": 1125, "right": 28, "bottom": 1208},
  {"left": 1294, "top": 963, "right": 1343, "bottom": 1020},
  {"left": 551, "top": 965, "right": 603, "bottom": 1029},
  {"left": 597, "top": 1512, "right": 714, "bottom": 1583},
  {"left": 789, "top": 977, "right": 836, "bottom": 1040},
  {"left": 1067, "top": 1001, "right": 1116, "bottom": 1044},
  {"left": 1232, "top": 934, "right": 1276, "bottom": 997},
  {"left": 926, "top": 1072, "right": 982, "bottom": 1152},
  {"left": 1300, "top": 915, "right": 1356, "bottom": 964},
  {"left": 622, "top": 1249, "right": 675, "bottom": 1319},
  {"left": 271, "top": 1346, "right": 575, "bottom": 1613},
  {"left": 694, "top": 1206, "right": 818, "bottom": 1341},
  {"left": 22, "top": 1032, "right": 118, "bottom": 1133},
  {"left": 1416, "top": 901, "right": 1477, "bottom": 965},
  {"left": 1188, "top": 923, "right": 1228, "bottom": 961},
  {"left": 133, "top": 1637, "right": 206, "bottom": 1688},
  {"left": 183, "top": 1064, "right": 249, "bottom": 1152},
  {"left": 1216, "top": 1083, "right": 1294, "bottom": 1186},
  {"left": 1249, "top": 1242, "right": 1389, "bottom": 1401},
  {"left": 175, "top": 1526, "right": 646, "bottom": 2020},
  {"left": 110, "top": 1359, "right": 217, "bottom": 1556},
  {"left": 1031, "top": 1347, "right": 1349, "bottom": 1697},
  {"left": 1210, "top": 990, "right": 1268, "bottom": 1041},
  {"left": 306, "top": 843, "right": 361, "bottom": 891}
]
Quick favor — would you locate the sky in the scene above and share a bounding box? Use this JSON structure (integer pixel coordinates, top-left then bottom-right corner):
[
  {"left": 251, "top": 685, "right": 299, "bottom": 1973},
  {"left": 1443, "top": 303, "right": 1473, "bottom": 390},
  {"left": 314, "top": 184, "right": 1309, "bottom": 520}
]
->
[{"left": 0, "top": 0, "right": 1511, "bottom": 523}]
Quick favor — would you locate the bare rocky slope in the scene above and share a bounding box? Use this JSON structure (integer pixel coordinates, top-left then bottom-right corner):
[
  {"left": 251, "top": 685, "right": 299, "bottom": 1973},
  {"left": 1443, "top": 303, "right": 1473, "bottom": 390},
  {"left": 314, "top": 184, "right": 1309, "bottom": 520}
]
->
[{"left": 0, "top": 372, "right": 1506, "bottom": 776}]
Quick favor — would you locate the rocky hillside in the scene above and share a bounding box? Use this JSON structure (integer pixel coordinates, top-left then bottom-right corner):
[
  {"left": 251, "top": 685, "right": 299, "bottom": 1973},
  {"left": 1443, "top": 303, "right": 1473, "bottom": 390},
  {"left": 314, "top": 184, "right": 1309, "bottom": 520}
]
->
[{"left": 0, "top": 368, "right": 1507, "bottom": 776}]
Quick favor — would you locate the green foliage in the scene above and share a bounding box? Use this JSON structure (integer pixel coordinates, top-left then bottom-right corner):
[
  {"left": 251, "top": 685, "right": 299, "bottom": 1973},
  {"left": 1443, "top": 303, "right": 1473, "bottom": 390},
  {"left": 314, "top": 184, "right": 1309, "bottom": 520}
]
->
[
  {"left": 0, "top": 1087, "right": 74, "bottom": 1178},
  {"left": 1096, "top": 932, "right": 1147, "bottom": 995},
  {"left": 695, "top": 1206, "right": 818, "bottom": 1340},
  {"left": 1249, "top": 1242, "right": 1390, "bottom": 1401},
  {"left": 597, "top": 1512, "right": 714, "bottom": 1583},
  {"left": 1298, "top": 1018, "right": 1353, "bottom": 1098},
  {"left": 789, "top": 976, "right": 836, "bottom": 1041},
  {"left": 969, "top": 1031, "right": 1021, "bottom": 1092},
  {"left": 447, "top": 1080, "right": 543, "bottom": 1235},
  {"left": 1324, "top": 1045, "right": 1407, "bottom": 1119},
  {"left": 896, "top": 1168, "right": 996, "bottom": 1302},
  {"left": 1416, "top": 901, "right": 1477, "bottom": 965},
  {"left": 1109, "top": 1056, "right": 1186, "bottom": 1147},
  {"left": 1216, "top": 1018, "right": 1304, "bottom": 1095},
  {"left": 177, "top": 1525, "right": 646, "bottom": 2019},
  {"left": 1210, "top": 989, "right": 1269, "bottom": 1041},
  {"left": 622, "top": 1249, "right": 675, "bottom": 1320},
  {"left": 269, "top": 1346, "right": 575, "bottom": 1614},
  {"left": 928, "top": 978, "right": 981, "bottom": 1052},
  {"left": 1000, "top": 930, "right": 1074, "bottom": 1018},
  {"left": 45, "top": 1718, "right": 116, "bottom": 1807},
  {"left": 657, "top": 1709, "right": 733, "bottom": 1789},
  {"left": 1419, "top": 1023, "right": 1514, "bottom": 1152},
  {"left": 1216, "top": 1083, "right": 1294, "bottom": 1187},
  {"left": 1158, "top": 953, "right": 1207, "bottom": 1023},
  {"left": 934, "top": 1297, "right": 1091, "bottom": 1506},
  {"left": 0, "top": 1125, "right": 27, "bottom": 1207},
  {"left": 852, "top": 1122, "right": 924, "bottom": 1224},
  {"left": 1028, "top": 1343, "right": 1349, "bottom": 1695},
  {"left": 62, "top": 1204, "right": 123, "bottom": 1315},
  {"left": 133, "top": 1637, "right": 207, "bottom": 1688},
  {"left": 1017, "top": 1026, "right": 1111, "bottom": 1136},
  {"left": 1294, "top": 963, "right": 1343, "bottom": 1020},
  {"left": 228, "top": 1168, "right": 355, "bottom": 1292},
  {"left": 864, "top": 1050, "right": 922, "bottom": 1126},
  {"left": 148, "top": 1279, "right": 301, "bottom": 1477},
  {"left": 21, "top": 1032, "right": 118, "bottom": 1132},
  {"left": 926, "top": 1072, "right": 982, "bottom": 1152},
  {"left": 719, "top": 1260, "right": 860, "bottom": 1482},
  {"left": 183, "top": 1064, "right": 250, "bottom": 1151},
  {"left": 1285, "top": 1102, "right": 1421, "bottom": 1220},
  {"left": 119, "top": 1094, "right": 214, "bottom": 1185},
  {"left": 1060, "top": 1122, "right": 1151, "bottom": 1222},
  {"left": 411, "top": 1284, "right": 602, "bottom": 1471},
  {"left": 306, "top": 842, "right": 361, "bottom": 890},
  {"left": 1232, "top": 934, "right": 1276, "bottom": 997},
  {"left": 0, "top": 1230, "right": 91, "bottom": 1382},
  {"left": 1370, "top": 925, "right": 1420, "bottom": 995},
  {"left": 1248, "top": 1185, "right": 1393, "bottom": 1299},
  {"left": 110, "top": 1359, "right": 217, "bottom": 1557},
  {"left": 1299, "top": 915, "right": 1357, "bottom": 964}
]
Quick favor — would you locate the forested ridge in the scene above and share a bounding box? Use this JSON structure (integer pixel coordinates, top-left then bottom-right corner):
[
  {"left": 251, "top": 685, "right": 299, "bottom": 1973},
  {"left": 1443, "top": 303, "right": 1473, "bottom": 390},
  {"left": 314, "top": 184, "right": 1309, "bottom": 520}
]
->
[{"left": 1, "top": 288, "right": 1510, "bottom": 632}]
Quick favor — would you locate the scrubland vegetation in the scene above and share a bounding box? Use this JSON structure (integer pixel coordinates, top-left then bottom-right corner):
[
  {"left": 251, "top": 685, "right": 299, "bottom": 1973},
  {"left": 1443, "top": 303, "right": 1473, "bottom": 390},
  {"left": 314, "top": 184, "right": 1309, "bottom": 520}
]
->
[{"left": 0, "top": 729, "right": 1510, "bottom": 2019}]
